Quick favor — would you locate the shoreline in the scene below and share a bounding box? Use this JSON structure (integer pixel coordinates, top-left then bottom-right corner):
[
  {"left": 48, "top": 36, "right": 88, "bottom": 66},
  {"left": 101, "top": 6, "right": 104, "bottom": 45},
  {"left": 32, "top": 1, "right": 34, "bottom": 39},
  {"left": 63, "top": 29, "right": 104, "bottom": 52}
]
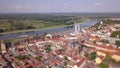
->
[
  {"left": 0, "top": 20, "right": 100, "bottom": 40},
  {"left": 0, "top": 24, "right": 74, "bottom": 35}
]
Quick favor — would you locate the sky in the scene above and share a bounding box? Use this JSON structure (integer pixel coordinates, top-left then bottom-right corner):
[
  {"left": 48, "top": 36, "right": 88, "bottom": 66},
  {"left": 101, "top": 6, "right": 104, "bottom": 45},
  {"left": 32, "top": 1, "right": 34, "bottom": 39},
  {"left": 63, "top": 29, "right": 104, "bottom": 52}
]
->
[{"left": 0, "top": 0, "right": 120, "bottom": 13}]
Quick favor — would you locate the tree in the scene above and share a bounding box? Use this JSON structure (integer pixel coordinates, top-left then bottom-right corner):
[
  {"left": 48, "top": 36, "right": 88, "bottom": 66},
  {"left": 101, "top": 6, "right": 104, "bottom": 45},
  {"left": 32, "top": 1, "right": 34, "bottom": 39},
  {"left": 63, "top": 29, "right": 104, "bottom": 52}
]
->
[
  {"left": 16, "top": 55, "right": 27, "bottom": 60},
  {"left": 26, "top": 25, "right": 35, "bottom": 29},
  {"left": 45, "top": 44, "right": 51, "bottom": 53},
  {"left": 90, "top": 52, "right": 97, "bottom": 60},
  {"left": 110, "top": 31, "right": 120, "bottom": 39},
  {"left": 84, "top": 52, "right": 89, "bottom": 58},
  {"left": 0, "top": 29, "right": 5, "bottom": 33},
  {"left": 36, "top": 56, "right": 42, "bottom": 61},
  {"left": 100, "top": 39, "right": 109, "bottom": 44},
  {"left": 64, "top": 56, "right": 70, "bottom": 61},
  {"left": 115, "top": 40, "right": 120, "bottom": 48},
  {"left": 63, "top": 56, "right": 70, "bottom": 67},
  {"left": 100, "top": 62, "right": 109, "bottom": 68}
]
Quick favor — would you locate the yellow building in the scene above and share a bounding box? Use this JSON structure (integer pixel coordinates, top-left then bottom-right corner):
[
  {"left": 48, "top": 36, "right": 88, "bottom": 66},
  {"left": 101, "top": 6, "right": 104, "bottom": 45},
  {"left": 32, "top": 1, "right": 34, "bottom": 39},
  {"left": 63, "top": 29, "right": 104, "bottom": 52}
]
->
[
  {"left": 97, "top": 50, "right": 106, "bottom": 57},
  {"left": 111, "top": 53, "right": 120, "bottom": 62},
  {"left": 95, "top": 56, "right": 104, "bottom": 64},
  {"left": 1, "top": 43, "right": 7, "bottom": 53}
]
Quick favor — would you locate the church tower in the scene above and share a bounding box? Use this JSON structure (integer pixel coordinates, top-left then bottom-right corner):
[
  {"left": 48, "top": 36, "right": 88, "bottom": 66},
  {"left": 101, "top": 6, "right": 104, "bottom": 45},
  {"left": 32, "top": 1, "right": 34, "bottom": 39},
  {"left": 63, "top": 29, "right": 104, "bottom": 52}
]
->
[{"left": 74, "top": 21, "right": 80, "bottom": 34}]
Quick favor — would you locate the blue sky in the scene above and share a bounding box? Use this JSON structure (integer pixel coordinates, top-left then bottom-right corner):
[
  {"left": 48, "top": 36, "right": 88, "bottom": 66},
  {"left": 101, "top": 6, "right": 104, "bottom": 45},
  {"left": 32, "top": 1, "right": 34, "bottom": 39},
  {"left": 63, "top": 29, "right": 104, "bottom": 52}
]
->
[{"left": 0, "top": 0, "right": 120, "bottom": 13}]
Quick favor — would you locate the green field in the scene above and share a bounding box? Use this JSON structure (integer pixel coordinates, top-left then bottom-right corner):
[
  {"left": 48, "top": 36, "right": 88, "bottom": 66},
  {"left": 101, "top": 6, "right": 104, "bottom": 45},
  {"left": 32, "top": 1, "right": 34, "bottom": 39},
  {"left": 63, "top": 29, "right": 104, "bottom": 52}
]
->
[{"left": 0, "top": 14, "right": 83, "bottom": 34}]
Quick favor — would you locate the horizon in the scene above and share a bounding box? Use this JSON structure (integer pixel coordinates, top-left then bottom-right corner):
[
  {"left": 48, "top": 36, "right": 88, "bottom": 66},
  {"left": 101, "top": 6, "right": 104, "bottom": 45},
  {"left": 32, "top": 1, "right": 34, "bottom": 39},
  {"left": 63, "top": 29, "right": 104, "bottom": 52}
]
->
[
  {"left": 1, "top": 11, "right": 120, "bottom": 14},
  {"left": 0, "top": 0, "right": 120, "bottom": 13}
]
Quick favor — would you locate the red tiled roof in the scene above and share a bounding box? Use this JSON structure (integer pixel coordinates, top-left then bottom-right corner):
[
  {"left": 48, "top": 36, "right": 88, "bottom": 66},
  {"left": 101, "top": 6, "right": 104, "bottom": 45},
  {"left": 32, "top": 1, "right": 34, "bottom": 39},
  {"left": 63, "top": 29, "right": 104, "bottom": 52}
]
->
[
  {"left": 19, "top": 65, "right": 26, "bottom": 68},
  {"left": 88, "top": 48, "right": 96, "bottom": 51},
  {"left": 89, "top": 36, "right": 100, "bottom": 41},
  {"left": 97, "top": 49, "right": 113, "bottom": 55},
  {"left": 13, "top": 58, "right": 19, "bottom": 62},
  {"left": 114, "top": 52, "right": 120, "bottom": 56},
  {"left": 51, "top": 59, "right": 62, "bottom": 65},
  {"left": 84, "top": 41, "right": 119, "bottom": 54},
  {"left": 54, "top": 49, "right": 60, "bottom": 54},
  {"left": 29, "top": 42, "right": 36, "bottom": 44},
  {"left": 77, "top": 58, "right": 85, "bottom": 67},
  {"left": 73, "top": 56, "right": 83, "bottom": 61},
  {"left": 72, "top": 56, "right": 86, "bottom": 67},
  {"left": 66, "top": 52, "right": 72, "bottom": 57},
  {"left": 98, "top": 55, "right": 104, "bottom": 60}
]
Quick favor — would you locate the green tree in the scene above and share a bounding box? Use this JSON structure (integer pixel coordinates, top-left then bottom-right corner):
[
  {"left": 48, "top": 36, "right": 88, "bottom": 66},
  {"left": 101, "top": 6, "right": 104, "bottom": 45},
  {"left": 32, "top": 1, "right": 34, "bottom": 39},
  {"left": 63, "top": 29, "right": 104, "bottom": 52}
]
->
[
  {"left": 64, "top": 56, "right": 70, "bottom": 61},
  {"left": 100, "top": 39, "right": 109, "bottom": 44},
  {"left": 105, "top": 54, "right": 112, "bottom": 61},
  {"left": 115, "top": 40, "right": 120, "bottom": 48},
  {"left": 45, "top": 44, "right": 51, "bottom": 53},
  {"left": 100, "top": 62, "right": 109, "bottom": 68},
  {"left": 110, "top": 31, "right": 120, "bottom": 39},
  {"left": 90, "top": 52, "right": 97, "bottom": 60},
  {"left": 36, "top": 56, "right": 42, "bottom": 61},
  {"left": 16, "top": 55, "right": 27, "bottom": 60}
]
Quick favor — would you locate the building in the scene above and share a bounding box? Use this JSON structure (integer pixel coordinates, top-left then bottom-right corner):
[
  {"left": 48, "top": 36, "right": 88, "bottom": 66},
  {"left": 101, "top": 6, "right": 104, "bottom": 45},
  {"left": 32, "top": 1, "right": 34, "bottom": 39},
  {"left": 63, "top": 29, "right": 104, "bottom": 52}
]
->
[
  {"left": 74, "top": 21, "right": 81, "bottom": 34},
  {"left": 1, "top": 43, "right": 7, "bottom": 53}
]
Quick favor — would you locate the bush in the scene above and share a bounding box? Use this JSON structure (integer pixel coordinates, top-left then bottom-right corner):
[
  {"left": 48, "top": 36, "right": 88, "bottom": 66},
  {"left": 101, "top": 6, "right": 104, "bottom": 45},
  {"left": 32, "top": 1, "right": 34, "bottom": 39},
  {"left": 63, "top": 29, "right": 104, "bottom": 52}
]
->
[{"left": 100, "top": 63, "right": 109, "bottom": 68}]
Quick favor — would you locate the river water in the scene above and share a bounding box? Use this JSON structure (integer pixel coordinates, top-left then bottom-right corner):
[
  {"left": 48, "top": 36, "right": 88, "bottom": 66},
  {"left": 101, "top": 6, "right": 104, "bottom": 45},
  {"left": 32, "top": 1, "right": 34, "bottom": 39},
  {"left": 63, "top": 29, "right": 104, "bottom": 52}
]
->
[{"left": 0, "top": 20, "right": 100, "bottom": 39}]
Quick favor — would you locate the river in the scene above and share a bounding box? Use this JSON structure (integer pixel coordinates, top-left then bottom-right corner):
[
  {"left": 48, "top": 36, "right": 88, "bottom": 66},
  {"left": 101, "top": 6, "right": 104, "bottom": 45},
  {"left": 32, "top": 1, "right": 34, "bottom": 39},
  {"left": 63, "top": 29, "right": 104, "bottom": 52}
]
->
[{"left": 0, "top": 19, "right": 100, "bottom": 39}]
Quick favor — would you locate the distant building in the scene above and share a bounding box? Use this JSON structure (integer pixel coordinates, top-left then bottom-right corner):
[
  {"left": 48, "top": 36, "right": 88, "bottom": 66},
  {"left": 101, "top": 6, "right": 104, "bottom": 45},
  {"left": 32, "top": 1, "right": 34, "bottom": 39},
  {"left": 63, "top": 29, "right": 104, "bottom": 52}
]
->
[
  {"left": 74, "top": 22, "right": 80, "bottom": 34},
  {"left": 45, "top": 34, "right": 52, "bottom": 39},
  {"left": 1, "top": 43, "right": 7, "bottom": 53},
  {"left": 5, "top": 42, "right": 12, "bottom": 49},
  {"left": 100, "top": 21, "right": 103, "bottom": 25}
]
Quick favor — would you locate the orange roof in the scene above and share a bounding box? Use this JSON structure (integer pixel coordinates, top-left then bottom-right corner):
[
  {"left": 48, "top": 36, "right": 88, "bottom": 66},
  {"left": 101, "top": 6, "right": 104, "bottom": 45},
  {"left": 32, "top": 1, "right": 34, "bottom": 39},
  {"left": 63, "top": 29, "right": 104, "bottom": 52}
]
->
[
  {"left": 72, "top": 55, "right": 86, "bottom": 67},
  {"left": 89, "top": 36, "right": 100, "bottom": 41},
  {"left": 73, "top": 56, "right": 83, "bottom": 61},
  {"left": 19, "top": 65, "right": 26, "bottom": 68},
  {"left": 114, "top": 52, "right": 120, "bottom": 56},
  {"left": 97, "top": 49, "right": 113, "bottom": 55},
  {"left": 84, "top": 42, "right": 119, "bottom": 53},
  {"left": 98, "top": 55, "right": 104, "bottom": 60},
  {"left": 54, "top": 59, "right": 63, "bottom": 65},
  {"left": 88, "top": 48, "right": 96, "bottom": 51},
  {"left": 29, "top": 42, "right": 36, "bottom": 44},
  {"left": 77, "top": 58, "right": 85, "bottom": 67}
]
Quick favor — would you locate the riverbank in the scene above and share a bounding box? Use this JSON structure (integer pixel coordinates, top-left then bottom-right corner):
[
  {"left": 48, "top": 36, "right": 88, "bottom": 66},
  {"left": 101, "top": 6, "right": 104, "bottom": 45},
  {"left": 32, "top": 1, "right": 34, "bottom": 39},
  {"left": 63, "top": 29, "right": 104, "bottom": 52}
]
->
[
  {"left": 0, "top": 20, "right": 99, "bottom": 39},
  {"left": 0, "top": 24, "right": 74, "bottom": 35}
]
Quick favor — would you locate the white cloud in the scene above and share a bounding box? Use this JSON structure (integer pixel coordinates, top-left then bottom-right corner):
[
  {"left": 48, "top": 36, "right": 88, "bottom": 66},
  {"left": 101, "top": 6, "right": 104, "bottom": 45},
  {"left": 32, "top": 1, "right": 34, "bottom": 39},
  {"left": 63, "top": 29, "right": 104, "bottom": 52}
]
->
[
  {"left": 63, "top": 3, "right": 69, "bottom": 9},
  {"left": 95, "top": 3, "right": 102, "bottom": 6},
  {"left": 9, "top": 5, "right": 31, "bottom": 10}
]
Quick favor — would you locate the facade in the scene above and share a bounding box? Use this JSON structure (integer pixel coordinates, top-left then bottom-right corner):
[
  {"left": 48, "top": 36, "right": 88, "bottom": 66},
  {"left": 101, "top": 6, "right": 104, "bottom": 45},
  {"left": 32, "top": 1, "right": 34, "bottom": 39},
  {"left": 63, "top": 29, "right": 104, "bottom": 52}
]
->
[
  {"left": 74, "top": 22, "right": 80, "bottom": 34},
  {"left": 1, "top": 43, "right": 6, "bottom": 53}
]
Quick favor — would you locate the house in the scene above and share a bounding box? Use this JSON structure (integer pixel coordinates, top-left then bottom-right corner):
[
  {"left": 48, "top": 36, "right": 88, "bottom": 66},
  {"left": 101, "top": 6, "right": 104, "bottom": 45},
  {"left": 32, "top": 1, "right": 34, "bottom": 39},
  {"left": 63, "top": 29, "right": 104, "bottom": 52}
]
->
[
  {"left": 1, "top": 43, "right": 7, "bottom": 53},
  {"left": 89, "top": 35, "right": 100, "bottom": 42},
  {"left": 97, "top": 50, "right": 107, "bottom": 57},
  {"left": 95, "top": 55, "right": 104, "bottom": 64},
  {"left": 111, "top": 52, "right": 120, "bottom": 62},
  {"left": 73, "top": 56, "right": 86, "bottom": 68},
  {"left": 27, "top": 42, "right": 36, "bottom": 46}
]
